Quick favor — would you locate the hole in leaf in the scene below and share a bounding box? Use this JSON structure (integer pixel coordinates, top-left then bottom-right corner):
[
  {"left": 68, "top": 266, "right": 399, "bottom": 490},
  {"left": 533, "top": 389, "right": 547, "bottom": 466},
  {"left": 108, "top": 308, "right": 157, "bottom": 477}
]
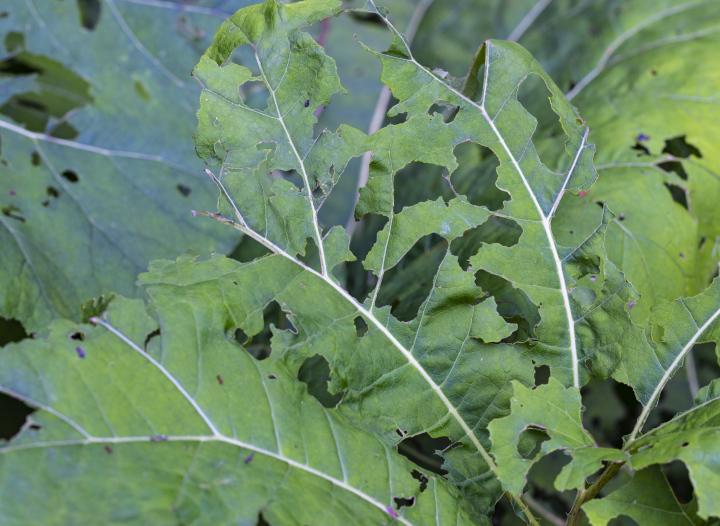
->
[
  {"left": 393, "top": 162, "right": 448, "bottom": 214},
  {"left": 664, "top": 183, "right": 688, "bottom": 210},
  {"left": 239, "top": 301, "right": 295, "bottom": 361},
  {"left": 428, "top": 101, "right": 457, "bottom": 123},
  {"left": 662, "top": 135, "right": 702, "bottom": 159},
  {"left": 631, "top": 142, "right": 651, "bottom": 156},
  {"left": 475, "top": 271, "right": 540, "bottom": 341},
  {"left": 255, "top": 511, "right": 270, "bottom": 526},
  {"left": 298, "top": 237, "right": 322, "bottom": 274},
  {"left": 354, "top": 316, "right": 368, "bottom": 337},
  {"left": 411, "top": 469, "right": 429, "bottom": 492},
  {"left": 397, "top": 433, "right": 451, "bottom": 475},
  {"left": 227, "top": 234, "right": 272, "bottom": 264},
  {"left": 144, "top": 328, "right": 161, "bottom": 353},
  {"left": 534, "top": 364, "right": 551, "bottom": 386},
  {"left": 394, "top": 496, "right": 416, "bottom": 509},
  {"left": 450, "top": 215, "right": 522, "bottom": 269},
  {"left": 451, "top": 142, "right": 508, "bottom": 211},
  {"left": 228, "top": 45, "right": 262, "bottom": 78},
  {"left": 0, "top": 52, "right": 92, "bottom": 140},
  {"left": 61, "top": 170, "right": 79, "bottom": 183},
  {"left": 0, "top": 393, "right": 34, "bottom": 440},
  {"left": 661, "top": 460, "right": 693, "bottom": 504},
  {"left": 516, "top": 73, "right": 568, "bottom": 172},
  {"left": 69, "top": 331, "right": 85, "bottom": 341},
  {"left": 658, "top": 160, "right": 688, "bottom": 181},
  {"left": 46, "top": 186, "right": 59, "bottom": 198},
  {"left": 516, "top": 427, "right": 549, "bottom": 460},
  {"left": 2, "top": 205, "right": 25, "bottom": 222},
  {"left": 346, "top": 214, "right": 389, "bottom": 301},
  {"left": 267, "top": 374, "right": 277, "bottom": 380},
  {"left": 376, "top": 234, "right": 445, "bottom": 322},
  {"left": 77, "top": 0, "right": 101, "bottom": 31},
  {"left": 176, "top": 183, "right": 191, "bottom": 197},
  {"left": 30, "top": 151, "right": 41, "bottom": 166},
  {"left": 0, "top": 317, "right": 29, "bottom": 346},
  {"left": 298, "top": 354, "right": 344, "bottom": 408}
]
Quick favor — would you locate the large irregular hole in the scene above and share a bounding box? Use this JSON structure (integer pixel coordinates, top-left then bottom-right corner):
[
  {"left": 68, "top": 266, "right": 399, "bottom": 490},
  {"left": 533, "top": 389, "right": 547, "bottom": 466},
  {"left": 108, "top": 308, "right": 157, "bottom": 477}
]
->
[
  {"left": 662, "top": 135, "right": 702, "bottom": 159},
  {"left": 475, "top": 270, "right": 540, "bottom": 342},
  {"left": 0, "top": 317, "right": 28, "bottom": 345},
  {"left": 662, "top": 460, "right": 693, "bottom": 504},
  {"left": 581, "top": 377, "right": 627, "bottom": 448},
  {"left": 238, "top": 301, "right": 296, "bottom": 361},
  {"left": 664, "top": 183, "right": 689, "bottom": 210},
  {"left": 346, "top": 214, "right": 389, "bottom": 302},
  {"left": 0, "top": 394, "right": 34, "bottom": 440},
  {"left": 450, "top": 142, "right": 508, "bottom": 211},
  {"left": 393, "top": 161, "right": 450, "bottom": 214},
  {"left": 450, "top": 215, "right": 522, "bottom": 270},
  {"left": 516, "top": 73, "right": 568, "bottom": 172},
  {"left": 227, "top": 235, "right": 272, "bottom": 264},
  {"left": 298, "top": 354, "right": 344, "bottom": 408},
  {"left": 411, "top": 469, "right": 429, "bottom": 492},
  {"left": 534, "top": 364, "right": 551, "bottom": 386},
  {"left": 77, "top": 0, "right": 101, "bottom": 31},
  {"left": 354, "top": 316, "right": 368, "bottom": 337},
  {"left": 0, "top": 50, "right": 92, "bottom": 139},
  {"left": 516, "top": 427, "right": 549, "bottom": 460},
  {"left": 397, "top": 433, "right": 452, "bottom": 475},
  {"left": 658, "top": 160, "right": 688, "bottom": 181},
  {"left": 376, "top": 234, "right": 445, "bottom": 322},
  {"left": 394, "top": 496, "right": 416, "bottom": 510}
]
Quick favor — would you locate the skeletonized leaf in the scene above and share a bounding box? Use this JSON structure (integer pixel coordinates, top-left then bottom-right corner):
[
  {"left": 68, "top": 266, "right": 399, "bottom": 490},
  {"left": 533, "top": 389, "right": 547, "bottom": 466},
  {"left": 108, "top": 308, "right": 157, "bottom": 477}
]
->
[{"left": 187, "top": 0, "right": 645, "bottom": 516}]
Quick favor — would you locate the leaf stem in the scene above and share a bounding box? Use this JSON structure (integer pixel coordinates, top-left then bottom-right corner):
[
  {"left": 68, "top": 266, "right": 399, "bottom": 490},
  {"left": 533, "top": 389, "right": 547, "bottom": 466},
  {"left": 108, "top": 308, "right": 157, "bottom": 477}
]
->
[
  {"left": 565, "top": 461, "right": 625, "bottom": 526},
  {"left": 521, "top": 493, "right": 564, "bottom": 526}
]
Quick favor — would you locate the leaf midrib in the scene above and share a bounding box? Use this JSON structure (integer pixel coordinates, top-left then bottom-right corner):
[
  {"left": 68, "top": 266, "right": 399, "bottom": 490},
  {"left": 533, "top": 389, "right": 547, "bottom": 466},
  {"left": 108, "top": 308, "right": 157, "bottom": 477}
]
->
[{"left": 371, "top": 2, "right": 589, "bottom": 387}]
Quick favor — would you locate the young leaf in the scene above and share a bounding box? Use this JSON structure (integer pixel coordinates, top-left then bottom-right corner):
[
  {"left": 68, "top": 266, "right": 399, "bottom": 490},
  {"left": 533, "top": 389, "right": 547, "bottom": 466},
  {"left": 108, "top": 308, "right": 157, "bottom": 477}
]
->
[
  {"left": 582, "top": 466, "right": 705, "bottom": 526},
  {"left": 620, "top": 277, "right": 720, "bottom": 439},
  {"left": 0, "top": 291, "right": 477, "bottom": 525},
  {"left": 187, "top": 0, "right": 651, "bottom": 518},
  {"left": 625, "top": 384, "right": 720, "bottom": 518},
  {"left": 488, "top": 378, "right": 627, "bottom": 495},
  {"left": 0, "top": 0, "right": 237, "bottom": 333}
]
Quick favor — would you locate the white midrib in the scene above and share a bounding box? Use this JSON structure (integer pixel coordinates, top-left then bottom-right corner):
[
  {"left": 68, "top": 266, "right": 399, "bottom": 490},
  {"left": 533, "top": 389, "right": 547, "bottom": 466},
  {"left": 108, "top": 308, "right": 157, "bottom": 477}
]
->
[
  {"left": 84, "top": 317, "right": 413, "bottom": 525},
  {"left": 628, "top": 304, "right": 720, "bottom": 442},
  {"left": 254, "top": 55, "right": 328, "bottom": 276},
  {"left": 0, "top": 433, "right": 412, "bottom": 526},
  {"left": 208, "top": 173, "right": 499, "bottom": 472},
  {"left": 376, "top": 10, "right": 588, "bottom": 388}
]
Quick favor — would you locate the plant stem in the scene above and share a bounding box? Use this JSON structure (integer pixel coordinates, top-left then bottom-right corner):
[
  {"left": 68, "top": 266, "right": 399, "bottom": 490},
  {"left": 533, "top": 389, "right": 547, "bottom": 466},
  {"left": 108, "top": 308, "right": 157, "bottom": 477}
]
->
[
  {"left": 522, "top": 493, "right": 565, "bottom": 526},
  {"left": 565, "top": 461, "right": 625, "bottom": 526}
]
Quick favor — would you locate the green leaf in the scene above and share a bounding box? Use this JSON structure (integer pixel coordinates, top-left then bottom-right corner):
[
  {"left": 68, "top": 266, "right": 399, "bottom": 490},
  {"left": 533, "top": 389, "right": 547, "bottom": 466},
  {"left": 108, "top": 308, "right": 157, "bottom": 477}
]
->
[
  {"left": 0, "top": 290, "right": 477, "bottom": 525},
  {"left": 488, "top": 378, "right": 627, "bottom": 495},
  {"left": 582, "top": 466, "right": 705, "bottom": 526},
  {"left": 566, "top": 1, "right": 720, "bottom": 295},
  {"left": 625, "top": 384, "right": 720, "bottom": 519},
  {"left": 185, "top": 0, "right": 652, "bottom": 517},
  {"left": 620, "top": 277, "right": 720, "bottom": 440},
  {"left": 0, "top": 0, "right": 238, "bottom": 333}
]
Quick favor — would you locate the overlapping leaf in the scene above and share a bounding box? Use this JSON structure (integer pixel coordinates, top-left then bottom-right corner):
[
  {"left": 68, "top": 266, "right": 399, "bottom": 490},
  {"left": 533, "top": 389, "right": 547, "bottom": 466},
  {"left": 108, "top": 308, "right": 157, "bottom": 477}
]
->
[
  {"left": 0, "top": 282, "right": 477, "bottom": 525},
  {"left": 185, "top": 0, "right": 651, "bottom": 518},
  {"left": 0, "top": 0, "right": 239, "bottom": 333}
]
